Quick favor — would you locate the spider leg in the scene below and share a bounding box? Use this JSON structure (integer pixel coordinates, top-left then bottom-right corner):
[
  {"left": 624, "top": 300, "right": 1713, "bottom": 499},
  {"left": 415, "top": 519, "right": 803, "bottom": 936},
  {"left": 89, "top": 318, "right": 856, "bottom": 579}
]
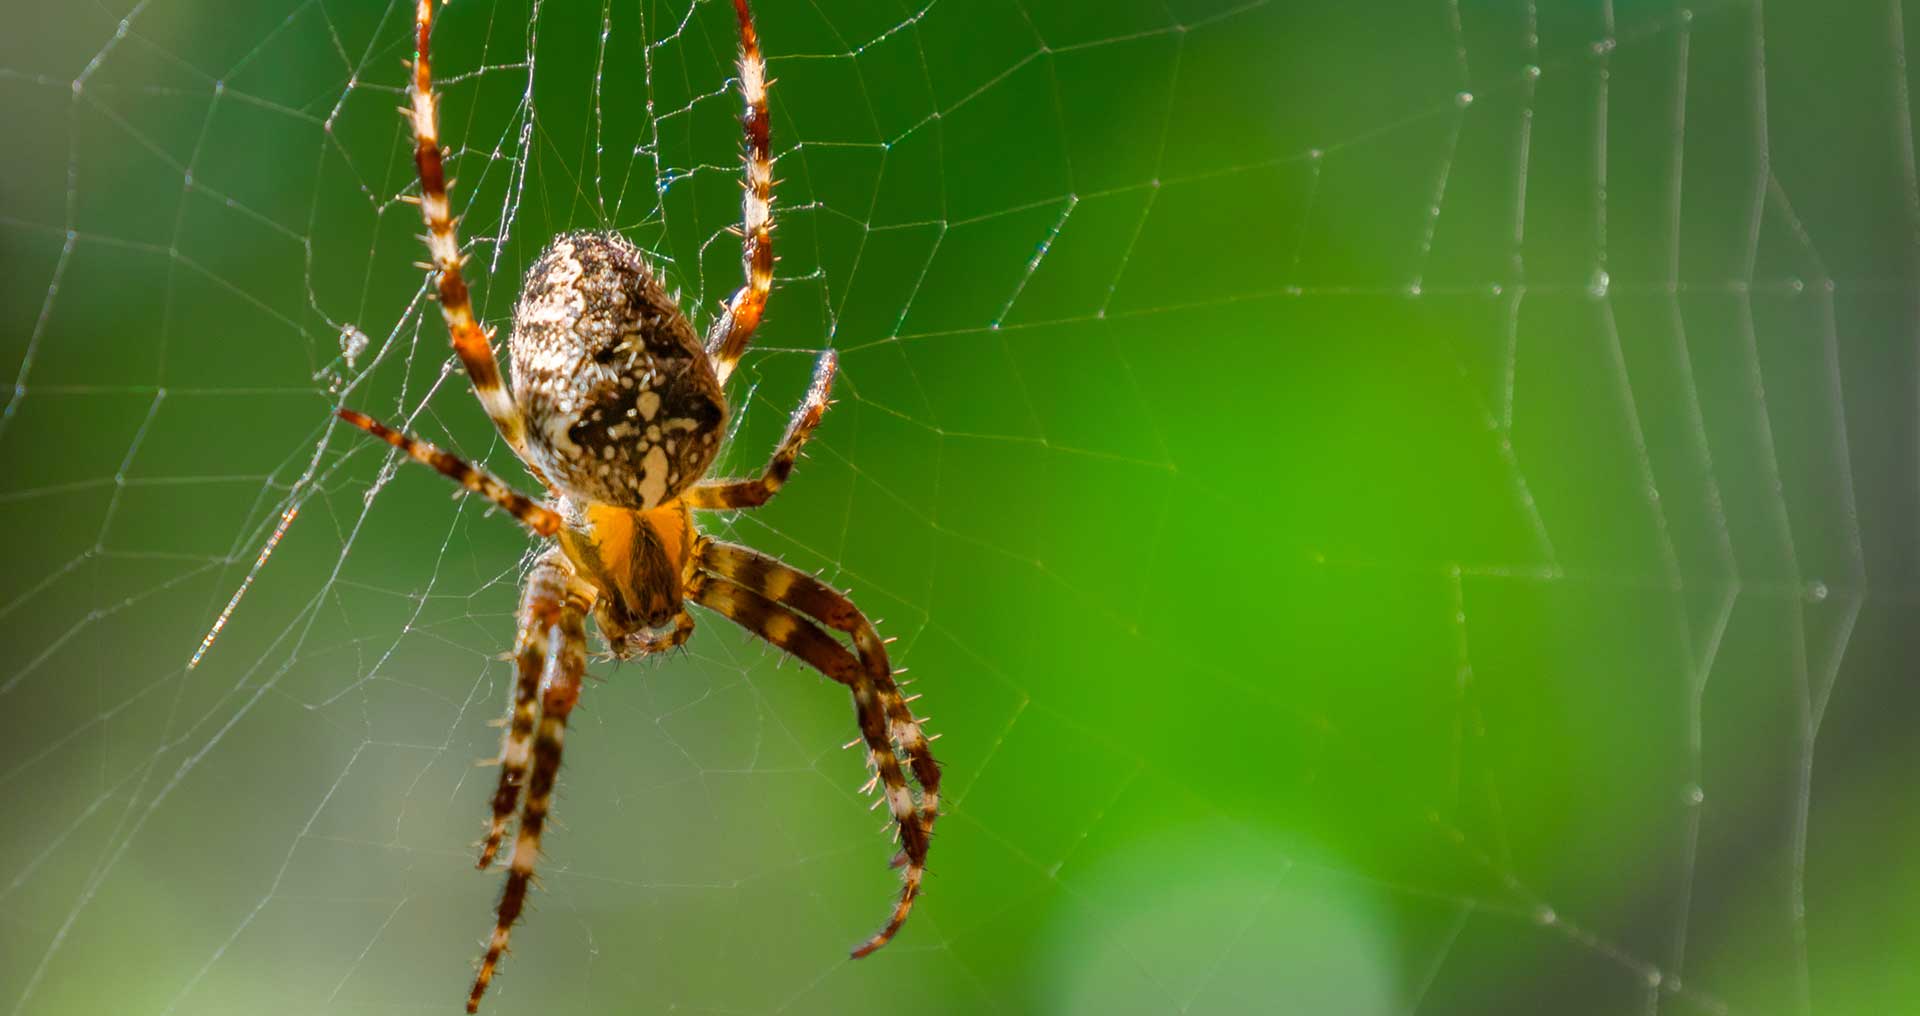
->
[
  {"left": 470, "top": 569, "right": 594, "bottom": 1013},
  {"left": 703, "top": 0, "right": 773, "bottom": 386},
  {"left": 337, "top": 410, "right": 562, "bottom": 536},
  {"left": 683, "top": 349, "right": 835, "bottom": 510},
  {"left": 408, "top": 0, "right": 545, "bottom": 484},
  {"left": 478, "top": 547, "right": 570, "bottom": 869},
  {"left": 690, "top": 542, "right": 939, "bottom": 957}
]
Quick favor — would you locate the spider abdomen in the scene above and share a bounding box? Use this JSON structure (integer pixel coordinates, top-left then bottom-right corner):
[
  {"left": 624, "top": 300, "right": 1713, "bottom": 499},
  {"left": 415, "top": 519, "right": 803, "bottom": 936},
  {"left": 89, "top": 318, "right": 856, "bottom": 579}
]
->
[{"left": 509, "top": 230, "right": 726, "bottom": 509}]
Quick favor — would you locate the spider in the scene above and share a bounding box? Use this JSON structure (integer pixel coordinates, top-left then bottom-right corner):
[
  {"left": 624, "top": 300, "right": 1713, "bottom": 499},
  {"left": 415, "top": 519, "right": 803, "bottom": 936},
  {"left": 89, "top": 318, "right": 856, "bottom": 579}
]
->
[{"left": 337, "top": 1, "right": 940, "bottom": 1009}]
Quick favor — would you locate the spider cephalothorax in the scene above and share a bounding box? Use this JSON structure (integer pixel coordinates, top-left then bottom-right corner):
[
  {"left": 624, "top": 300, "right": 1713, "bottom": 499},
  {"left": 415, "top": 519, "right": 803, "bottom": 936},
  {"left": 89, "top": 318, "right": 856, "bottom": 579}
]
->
[{"left": 335, "top": 2, "right": 940, "bottom": 1010}]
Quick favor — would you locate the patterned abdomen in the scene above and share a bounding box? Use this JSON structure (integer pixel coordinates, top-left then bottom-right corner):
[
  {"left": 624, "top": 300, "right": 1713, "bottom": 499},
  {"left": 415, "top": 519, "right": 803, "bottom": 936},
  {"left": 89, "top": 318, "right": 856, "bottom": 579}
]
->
[{"left": 509, "top": 231, "right": 727, "bottom": 509}]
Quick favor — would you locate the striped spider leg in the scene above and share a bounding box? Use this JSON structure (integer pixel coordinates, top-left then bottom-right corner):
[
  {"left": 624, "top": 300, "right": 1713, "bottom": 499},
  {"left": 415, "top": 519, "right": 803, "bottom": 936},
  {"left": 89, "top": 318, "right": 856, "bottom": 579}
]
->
[
  {"left": 469, "top": 546, "right": 593, "bottom": 1011},
  {"left": 336, "top": 0, "right": 941, "bottom": 1010},
  {"left": 687, "top": 538, "right": 942, "bottom": 956},
  {"left": 704, "top": 0, "right": 775, "bottom": 387},
  {"left": 402, "top": 0, "right": 544, "bottom": 484}
]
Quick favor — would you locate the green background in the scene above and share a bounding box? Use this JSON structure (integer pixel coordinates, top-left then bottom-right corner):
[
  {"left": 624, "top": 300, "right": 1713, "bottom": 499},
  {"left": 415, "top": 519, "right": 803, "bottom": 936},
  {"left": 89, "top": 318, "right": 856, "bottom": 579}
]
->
[{"left": 2, "top": 0, "right": 1916, "bottom": 1013}]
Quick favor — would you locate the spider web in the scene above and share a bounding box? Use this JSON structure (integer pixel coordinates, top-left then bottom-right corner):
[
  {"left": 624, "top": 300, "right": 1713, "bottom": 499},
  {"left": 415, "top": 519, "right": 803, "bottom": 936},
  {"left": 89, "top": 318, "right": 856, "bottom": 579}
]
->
[{"left": 2, "top": 0, "right": 1917, "bottom": 1013}]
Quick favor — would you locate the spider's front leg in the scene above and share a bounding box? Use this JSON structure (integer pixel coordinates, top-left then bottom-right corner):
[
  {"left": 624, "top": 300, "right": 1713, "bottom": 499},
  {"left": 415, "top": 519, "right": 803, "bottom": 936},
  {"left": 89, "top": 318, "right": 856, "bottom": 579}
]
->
[
  {"left": 689, "top": 540, "right": 940, "bottom": 957},
  {"left": 478, "top": 547, "right": 571, "bottom": 867},
  {"left": 469, "top": 553, "right": 595, "bottom": 1013}
]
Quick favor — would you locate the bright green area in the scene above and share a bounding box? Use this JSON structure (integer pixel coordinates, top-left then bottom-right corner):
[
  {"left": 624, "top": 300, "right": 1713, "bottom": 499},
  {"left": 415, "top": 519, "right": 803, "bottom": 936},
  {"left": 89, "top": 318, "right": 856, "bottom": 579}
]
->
[{"left": 1, "top": 1, "right": 1916, "bottom": 1014}]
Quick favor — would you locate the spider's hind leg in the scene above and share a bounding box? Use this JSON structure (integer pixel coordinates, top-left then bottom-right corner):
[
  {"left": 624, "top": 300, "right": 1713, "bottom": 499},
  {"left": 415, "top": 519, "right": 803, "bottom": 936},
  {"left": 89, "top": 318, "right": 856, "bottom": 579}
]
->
[
  {"left": 705, "top": 0, "right": 773, "bottom": 386},
  {"left": 683, "top": 349, "right": 835, "bottom": 511},
  {"left": 405, "top": 0, "right": 542, "bottom": 477},
  {"left": 337, "top": 410, "right": 561, "bottom": 536}
]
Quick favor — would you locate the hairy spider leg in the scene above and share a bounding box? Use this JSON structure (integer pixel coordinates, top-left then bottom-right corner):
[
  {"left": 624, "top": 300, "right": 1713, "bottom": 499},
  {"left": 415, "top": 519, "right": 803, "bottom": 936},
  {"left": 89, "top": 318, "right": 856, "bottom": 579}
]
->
[
  {"left": 690, "top": 542, "right": 939, "bottom": 957},
  {"left": 704, "top": 0, "right": 774, "bottom": 386},
  {"left": 683, "top": 349, "right": 836, "bottom": 510},
  {"left": 470, "top": 557, "right": 595, "bottom": 1013},
  {"left": 476, "top": 547, "right": 568, "bottom": 869},
  {"left": 700, "top": 544, "right": 941, "bottom": 847},
  {"left": 407, "top": 0, "right": 545, "bottom": 484},
  {"left": 336, "top": 410, "right": 561, "bottom": 536}
]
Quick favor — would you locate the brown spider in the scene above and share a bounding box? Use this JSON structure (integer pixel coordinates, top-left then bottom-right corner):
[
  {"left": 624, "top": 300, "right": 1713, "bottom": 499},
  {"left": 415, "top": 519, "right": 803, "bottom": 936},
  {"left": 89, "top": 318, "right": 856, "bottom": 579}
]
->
[{"left": 337, "top": 1, "right": 940, "bottom": 1009}]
